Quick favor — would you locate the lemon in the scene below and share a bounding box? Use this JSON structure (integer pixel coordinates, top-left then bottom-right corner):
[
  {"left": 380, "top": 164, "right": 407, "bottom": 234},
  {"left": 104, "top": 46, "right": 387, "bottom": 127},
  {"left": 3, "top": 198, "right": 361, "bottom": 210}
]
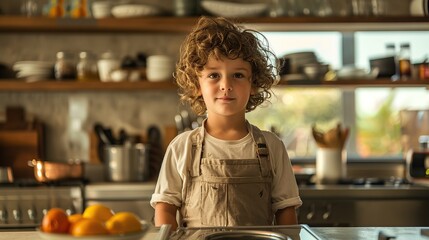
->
[
  {"left": 106, "top": 212, "right": 142, "bottom": 235},
  {"left": 82, "top": 204, "right": 114, "bottom": 223}
]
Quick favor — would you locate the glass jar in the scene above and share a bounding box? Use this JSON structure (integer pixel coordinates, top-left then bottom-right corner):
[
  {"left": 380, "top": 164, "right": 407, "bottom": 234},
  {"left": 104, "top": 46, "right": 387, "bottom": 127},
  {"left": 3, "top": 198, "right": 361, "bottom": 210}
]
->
[
  {"left": 54, "top": 51, "right": 76, "bottom": 80},
  {"left": 398, "top": 43, "right": 412, "bottom": 80},
  {"left": 77, "top": 51, "right": 99, "bottom": 81}
]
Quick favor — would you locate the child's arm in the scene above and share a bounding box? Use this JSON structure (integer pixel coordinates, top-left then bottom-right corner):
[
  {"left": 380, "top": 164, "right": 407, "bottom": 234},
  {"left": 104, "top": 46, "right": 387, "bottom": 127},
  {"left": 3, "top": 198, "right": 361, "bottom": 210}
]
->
[
  {"left": 154, "top": 202, "right": 179, "bottom": 230},
  {"left": 275, "top": 206, "right": 298, "bottom": 225}
]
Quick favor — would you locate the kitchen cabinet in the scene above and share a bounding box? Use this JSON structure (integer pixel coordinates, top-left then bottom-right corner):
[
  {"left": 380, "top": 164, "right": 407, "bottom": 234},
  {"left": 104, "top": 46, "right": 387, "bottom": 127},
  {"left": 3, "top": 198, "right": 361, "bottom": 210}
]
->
[{"left": 1, "top": 16, "right": 429, "bottom": 90}]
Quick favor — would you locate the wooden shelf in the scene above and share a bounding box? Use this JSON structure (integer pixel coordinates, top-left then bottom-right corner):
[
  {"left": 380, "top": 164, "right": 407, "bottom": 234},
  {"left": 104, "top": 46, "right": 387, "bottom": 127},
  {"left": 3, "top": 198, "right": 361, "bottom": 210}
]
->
[
  {"left": 276, "top": 79, "right": 429, "bottom": 88},
  {"left": 0, "top": 79, "right": 427, "bottom": 92},
  {"left": 0, "top": 80, "right": 177, "bottom": 92},
  {"left": 1, "top": 16, "right": 429, "bottom": 33}
]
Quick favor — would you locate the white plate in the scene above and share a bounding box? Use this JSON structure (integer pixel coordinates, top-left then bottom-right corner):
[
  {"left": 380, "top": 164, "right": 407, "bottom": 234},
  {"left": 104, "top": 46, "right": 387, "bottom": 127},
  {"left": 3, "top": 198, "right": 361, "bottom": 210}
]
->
[
  {"left": 37, "top": 228, "right": 147, "bottom": 240},
  {"left": 201, "top": 1, "right": 268, "bottom": 18},
  {"left": 13, "top": 61, "right": 53, "bottom": 71},
  {"left": 111, "top": 4, "right": 161, "bottom": 18},
  {"left": 16, "top": 69, "right": 52, "bottom": 76}
]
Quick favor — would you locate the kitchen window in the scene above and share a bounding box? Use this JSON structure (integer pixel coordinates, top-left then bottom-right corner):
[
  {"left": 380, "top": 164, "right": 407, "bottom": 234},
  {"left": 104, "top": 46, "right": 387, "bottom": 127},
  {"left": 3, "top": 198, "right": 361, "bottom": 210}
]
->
[{"left": 247, "top": 31, "right": 429, "bottom": 161}]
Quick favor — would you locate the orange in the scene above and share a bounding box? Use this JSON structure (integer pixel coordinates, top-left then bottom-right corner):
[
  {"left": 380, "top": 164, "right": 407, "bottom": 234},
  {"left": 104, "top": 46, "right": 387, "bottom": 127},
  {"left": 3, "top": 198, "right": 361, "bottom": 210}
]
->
[
  {"left": 82, "top": 204, "right": 114, "bottom": 223},
  {"left": 106, "top": 212, "right": 142, "bottom": 235},
  {"left": 68, "top": 213, "right": 83, "bottom": 233},
  {"left": 68, "top": 213, "right": 83, "bottom": 224},
  {"left": 41, "top": 208, "right": 70, "bottom": 233},
  {"left": 70, "top": 218, "right": 109, "bottom": 236}
]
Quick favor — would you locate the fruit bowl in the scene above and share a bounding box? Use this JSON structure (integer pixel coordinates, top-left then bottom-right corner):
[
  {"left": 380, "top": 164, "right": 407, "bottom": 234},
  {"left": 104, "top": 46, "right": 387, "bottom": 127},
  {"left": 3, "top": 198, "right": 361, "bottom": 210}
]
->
[{"left": 37, "top": 226, "right": 148, "bottom": 240}]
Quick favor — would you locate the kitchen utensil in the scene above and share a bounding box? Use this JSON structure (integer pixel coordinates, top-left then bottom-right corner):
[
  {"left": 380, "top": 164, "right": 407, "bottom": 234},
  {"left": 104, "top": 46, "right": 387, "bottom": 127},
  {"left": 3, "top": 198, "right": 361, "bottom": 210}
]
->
[
  {"left": 147, "top": 125, "right": 163, "bottom": 180},
  {"left": 118, "top": 128, "right": 129, "bottom": 145},
  {"left": 312, "top": 123, "right": 349, "bottom": 149},
  {"left": 104, "top": 144, "right": 150, "bottom": 182},
  {"left": 180, "top": 110, "right": 191, "bottom": 131},
  {"left": 28, "top": 159, "right": 83, "bottom": 182},
  {"left": 174, "top": 114, "right": 184, "bottom": 134},
  {"left": 0, "top": 167, "right": 14, "bottom": 183},
  {"left": 94, "top": 123, "right": 110, "bottom": 162}
]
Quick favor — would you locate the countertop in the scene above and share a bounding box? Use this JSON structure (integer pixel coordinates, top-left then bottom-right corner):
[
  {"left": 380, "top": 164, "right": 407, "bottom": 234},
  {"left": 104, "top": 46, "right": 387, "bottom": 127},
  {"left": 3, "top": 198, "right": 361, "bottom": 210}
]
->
[{"left": 1, "top": 227, "right": 428, "bottom": 240}]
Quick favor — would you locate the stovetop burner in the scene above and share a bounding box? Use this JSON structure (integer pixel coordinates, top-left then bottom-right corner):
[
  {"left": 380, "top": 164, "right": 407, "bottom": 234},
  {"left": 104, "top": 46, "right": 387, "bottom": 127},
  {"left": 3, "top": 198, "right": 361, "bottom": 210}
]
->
[
  {"left": 337, "top": 177, "right": 410, "bottom": 186},
  {"left": 169, "top": 225, "right": 321, "bottom": 240},
  {"left": 298, "top": 176, "right": 411, "bottom": 187}
]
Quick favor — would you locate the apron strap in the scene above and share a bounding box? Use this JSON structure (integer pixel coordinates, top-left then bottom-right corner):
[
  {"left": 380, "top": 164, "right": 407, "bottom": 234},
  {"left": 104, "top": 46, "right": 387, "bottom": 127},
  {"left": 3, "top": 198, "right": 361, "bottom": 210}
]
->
[
  {"left": 189, "top": 120, "right": 271, "bottom": 177},
  {"left": 249, "top": 124, "right": 272, "bottom": 177},
  {"left": 190, "top": 121, "right": 205, "bottom": 177}
]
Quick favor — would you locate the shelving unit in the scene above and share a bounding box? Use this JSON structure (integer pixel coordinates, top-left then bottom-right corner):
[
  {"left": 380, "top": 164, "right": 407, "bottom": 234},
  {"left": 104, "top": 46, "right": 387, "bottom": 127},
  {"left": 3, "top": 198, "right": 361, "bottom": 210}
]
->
[
  {"left": 1, "top": 16, "right": 429, "bottom": 33},
  {"left": 1, "top": 15, "right": 429, "bottom": 90}
]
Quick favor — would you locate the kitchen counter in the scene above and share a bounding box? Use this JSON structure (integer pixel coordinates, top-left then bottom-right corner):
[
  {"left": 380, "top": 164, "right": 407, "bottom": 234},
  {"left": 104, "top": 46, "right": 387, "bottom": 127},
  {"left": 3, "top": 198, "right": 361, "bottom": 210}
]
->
[
  {"left": 0, "top": 227, "right": 428, "bottom": 240},
  {"left": 299, "top": 184, "right": 429, "bottom": 198},
  {"left": 312, "top": 227, "right": 429, "bottom": 240}
]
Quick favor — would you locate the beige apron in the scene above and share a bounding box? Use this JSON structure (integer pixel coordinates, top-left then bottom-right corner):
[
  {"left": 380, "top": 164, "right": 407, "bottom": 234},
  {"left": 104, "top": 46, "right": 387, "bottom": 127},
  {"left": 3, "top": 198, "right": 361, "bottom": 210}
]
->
[{"left": 181, "top": 122, "right": 274, "bottom": 227}]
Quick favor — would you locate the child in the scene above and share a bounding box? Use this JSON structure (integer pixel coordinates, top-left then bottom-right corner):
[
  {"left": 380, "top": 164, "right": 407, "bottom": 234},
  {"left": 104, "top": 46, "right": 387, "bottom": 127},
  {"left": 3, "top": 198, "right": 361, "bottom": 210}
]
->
[{"left": 150, "top": 16, "right": 302, "bottom": 230}]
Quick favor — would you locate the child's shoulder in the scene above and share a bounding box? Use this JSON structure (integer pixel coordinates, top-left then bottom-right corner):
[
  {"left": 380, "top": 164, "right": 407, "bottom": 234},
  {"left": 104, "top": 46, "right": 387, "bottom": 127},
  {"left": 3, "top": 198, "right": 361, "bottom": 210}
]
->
[
  {"left": 250, "top": 124, "right": 281, "bottom": 143},
  {"left": 169, "top": 127, "right": 201, "bottom": 147}
]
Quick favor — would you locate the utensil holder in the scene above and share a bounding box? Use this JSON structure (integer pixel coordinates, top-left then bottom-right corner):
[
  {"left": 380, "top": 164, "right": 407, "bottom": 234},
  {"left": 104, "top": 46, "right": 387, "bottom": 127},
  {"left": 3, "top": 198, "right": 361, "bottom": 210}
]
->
[{"left": 316, "top": 148, "right": 346, "bottom": 184}]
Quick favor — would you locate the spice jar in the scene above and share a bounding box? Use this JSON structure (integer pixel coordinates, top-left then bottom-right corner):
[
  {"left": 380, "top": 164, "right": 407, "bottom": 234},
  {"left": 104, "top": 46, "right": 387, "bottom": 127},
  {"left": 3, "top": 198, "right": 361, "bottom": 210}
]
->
[
  {"left": 55, "top": 51, "right": 76, "bottom": 80},
  {"left": 398, "top": 43, "right": 412, "bottom": 80},
  {"left": 418, "top": 58, "right": 429, "bottom": 80},
  {"left": 77, "top": 51, "right": 99, "bottom": 81}
]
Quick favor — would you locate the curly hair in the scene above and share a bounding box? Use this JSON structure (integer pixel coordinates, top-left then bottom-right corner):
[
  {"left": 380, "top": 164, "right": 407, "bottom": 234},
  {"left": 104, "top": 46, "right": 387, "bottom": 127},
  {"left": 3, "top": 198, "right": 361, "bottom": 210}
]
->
[{"left": 175, "top": 16, "right": 277, "bottom": 115}]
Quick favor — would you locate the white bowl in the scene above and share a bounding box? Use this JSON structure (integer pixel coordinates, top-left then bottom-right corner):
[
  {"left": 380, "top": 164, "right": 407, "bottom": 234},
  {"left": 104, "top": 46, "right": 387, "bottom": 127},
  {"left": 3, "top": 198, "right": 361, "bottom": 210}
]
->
[
  {"left": 201, "top": 1, "right": 268, "bottom": 18},
  {"left": 111, "top": 4, "right": 161, "bottom": 18},
  {"left": 92, "top": 1, "right": 111, "bottom": 18},
  {"left": 147, "top": 66, "right": 173, "bottom": 82}
]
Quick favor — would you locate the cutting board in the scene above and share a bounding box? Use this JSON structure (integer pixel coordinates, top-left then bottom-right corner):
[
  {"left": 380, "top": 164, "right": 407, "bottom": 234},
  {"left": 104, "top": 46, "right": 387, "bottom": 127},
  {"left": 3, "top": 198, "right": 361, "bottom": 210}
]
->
[
  {"left": 0, "top": 129, "right": 44, "bottom": 179},
  {"left": 0, "top": 107, "right": 45, "bottom": 179}
]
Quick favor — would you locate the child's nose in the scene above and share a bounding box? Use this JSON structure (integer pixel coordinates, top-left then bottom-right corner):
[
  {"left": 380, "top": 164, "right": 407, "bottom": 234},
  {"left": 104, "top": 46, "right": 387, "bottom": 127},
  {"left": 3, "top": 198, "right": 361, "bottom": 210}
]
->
[{"left": 220, "top": 77, "right": 232, "bottom": 91}]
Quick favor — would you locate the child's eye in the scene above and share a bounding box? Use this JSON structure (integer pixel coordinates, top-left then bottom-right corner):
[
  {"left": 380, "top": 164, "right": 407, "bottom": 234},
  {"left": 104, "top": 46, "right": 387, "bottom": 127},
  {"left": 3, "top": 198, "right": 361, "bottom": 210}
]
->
[
  {"left": 208, "top": 73, "right": 220, "bottom": 79},
  {"left": 233, "top": 73, "right": 245, "bottom": 79}
]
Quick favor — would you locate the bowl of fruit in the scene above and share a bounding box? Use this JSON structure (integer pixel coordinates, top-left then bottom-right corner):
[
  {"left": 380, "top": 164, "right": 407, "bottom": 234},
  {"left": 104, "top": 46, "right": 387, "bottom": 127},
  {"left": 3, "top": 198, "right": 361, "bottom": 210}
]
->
[{"left": 37, "top": 204, "right": 149, "bottom": 240}]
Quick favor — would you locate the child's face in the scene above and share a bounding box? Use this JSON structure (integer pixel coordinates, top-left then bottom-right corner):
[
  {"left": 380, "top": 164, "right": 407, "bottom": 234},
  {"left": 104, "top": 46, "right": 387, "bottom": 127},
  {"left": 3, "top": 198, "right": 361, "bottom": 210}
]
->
[{"left": 198, "top": 55, "right": 254, "bottom": 118}]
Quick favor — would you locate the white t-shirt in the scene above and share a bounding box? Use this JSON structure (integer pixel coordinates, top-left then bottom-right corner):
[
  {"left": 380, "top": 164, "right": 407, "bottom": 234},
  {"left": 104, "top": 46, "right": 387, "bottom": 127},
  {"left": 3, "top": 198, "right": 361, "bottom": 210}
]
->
[{"left": 151, "top": 125, "right": 302, "bottom": 213}]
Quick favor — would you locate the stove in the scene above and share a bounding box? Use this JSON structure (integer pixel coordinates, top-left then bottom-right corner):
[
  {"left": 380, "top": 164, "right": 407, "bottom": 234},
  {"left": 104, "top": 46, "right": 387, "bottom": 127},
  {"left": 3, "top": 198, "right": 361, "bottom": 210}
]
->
[
  {"left": 169, "top": 225, "right": 321, "bottom": 240},
  {"left": 0, "top": 180, "right": 84, "bottom": 230}
]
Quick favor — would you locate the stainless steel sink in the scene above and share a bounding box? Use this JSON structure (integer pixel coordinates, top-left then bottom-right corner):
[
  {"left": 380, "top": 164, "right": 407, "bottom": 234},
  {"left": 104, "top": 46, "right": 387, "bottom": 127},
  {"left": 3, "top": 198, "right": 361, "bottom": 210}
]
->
[
  {"left": 204, "top": 230, "right": 291, "bottom": 240},
  {"left": 169, "top": 225, "right": 321, "bottom": 240}
]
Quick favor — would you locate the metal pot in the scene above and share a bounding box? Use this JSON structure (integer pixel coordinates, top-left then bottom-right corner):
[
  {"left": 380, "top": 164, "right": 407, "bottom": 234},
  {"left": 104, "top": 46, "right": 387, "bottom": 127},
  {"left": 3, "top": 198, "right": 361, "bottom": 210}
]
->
[
  {"left": 104, "top": 143, "right": 150, "bottom": 182},
  {"left": 28, "top": 159, "right": 83, "bottom": 182},
  {"left": 0, "top": 167, "right": 14, "bottom": 183}
]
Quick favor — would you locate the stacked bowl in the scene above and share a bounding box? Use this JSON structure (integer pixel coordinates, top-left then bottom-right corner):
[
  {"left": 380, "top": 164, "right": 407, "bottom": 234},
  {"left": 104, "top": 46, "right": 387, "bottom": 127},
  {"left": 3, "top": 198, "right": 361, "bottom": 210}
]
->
[
  {"left": 13, "top": 61, "right": 53, "bottom": 82},
  {"left": 146, "top": 55, "right": 174, "bottom": 82}
]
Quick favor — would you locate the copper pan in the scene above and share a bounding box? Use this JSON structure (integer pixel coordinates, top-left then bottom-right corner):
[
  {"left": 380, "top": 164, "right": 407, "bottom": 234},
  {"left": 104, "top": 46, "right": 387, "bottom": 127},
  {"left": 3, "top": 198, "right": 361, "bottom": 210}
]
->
[{"left": 28, "top": 159, "right": 83, "bottom": 182}]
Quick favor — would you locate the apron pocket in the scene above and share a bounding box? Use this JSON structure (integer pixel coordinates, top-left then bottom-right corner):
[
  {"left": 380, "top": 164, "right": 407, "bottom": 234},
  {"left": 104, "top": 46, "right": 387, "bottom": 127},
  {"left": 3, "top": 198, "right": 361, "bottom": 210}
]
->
[
  {"left": 227, "top": 182, "right": 272, "bottom": 226},
  {"left": 201, "top": 182, "right": 227, "bottom": 226}
]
